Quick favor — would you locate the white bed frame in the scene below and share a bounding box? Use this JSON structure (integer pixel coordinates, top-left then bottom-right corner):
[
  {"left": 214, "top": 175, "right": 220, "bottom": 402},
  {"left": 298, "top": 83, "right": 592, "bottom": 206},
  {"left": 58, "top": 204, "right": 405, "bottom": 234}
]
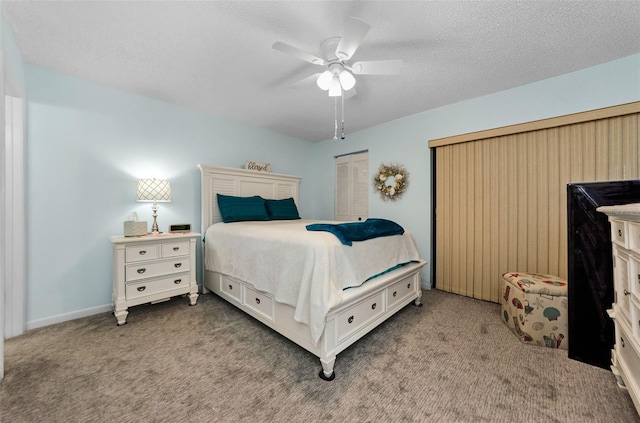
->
[{"left": 198, "top": 164, "right": 427, "bottom": 380}]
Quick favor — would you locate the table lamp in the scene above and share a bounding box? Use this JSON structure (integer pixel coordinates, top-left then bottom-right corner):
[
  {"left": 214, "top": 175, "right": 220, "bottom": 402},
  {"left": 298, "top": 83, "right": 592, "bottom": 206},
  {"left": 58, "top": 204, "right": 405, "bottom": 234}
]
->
[{"left": 136, "top": 178, "right": 172, "bottom": 234}]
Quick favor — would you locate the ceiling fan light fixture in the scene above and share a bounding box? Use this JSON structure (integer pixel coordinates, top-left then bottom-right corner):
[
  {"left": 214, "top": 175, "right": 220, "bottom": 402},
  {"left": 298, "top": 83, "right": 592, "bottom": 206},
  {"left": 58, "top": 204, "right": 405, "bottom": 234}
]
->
[
  {"left": 338, "top": 69, "right": 356, "bottom": 90},
  {"left": 328, "top": 76, "right": 342, "bottom": 97},
  {"left": 317, "top": 70, "right": 333, "bottom": 90}
]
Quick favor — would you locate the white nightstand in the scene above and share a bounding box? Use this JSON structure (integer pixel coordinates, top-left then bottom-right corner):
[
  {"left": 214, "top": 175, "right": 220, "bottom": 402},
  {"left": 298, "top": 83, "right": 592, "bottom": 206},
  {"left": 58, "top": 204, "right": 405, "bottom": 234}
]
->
[{"left": 109, "top": 232, "right": 200, "bottom": 325}]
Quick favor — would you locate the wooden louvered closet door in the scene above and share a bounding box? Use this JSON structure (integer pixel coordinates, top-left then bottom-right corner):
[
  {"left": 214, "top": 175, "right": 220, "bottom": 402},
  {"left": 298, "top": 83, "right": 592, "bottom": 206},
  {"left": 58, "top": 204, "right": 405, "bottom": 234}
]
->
[{"left": 430, "top": 102, "right": 640, "bottom": 303}]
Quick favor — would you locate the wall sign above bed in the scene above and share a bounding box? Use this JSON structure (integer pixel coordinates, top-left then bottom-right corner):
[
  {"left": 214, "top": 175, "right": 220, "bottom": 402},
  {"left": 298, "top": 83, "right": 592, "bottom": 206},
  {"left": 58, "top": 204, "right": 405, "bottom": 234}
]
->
[
  {"left": 244, "top": 161, "right": 271, "bottom": 172},
  {"left": 374, "top": 163, "right": 408, "bottom": 201}
]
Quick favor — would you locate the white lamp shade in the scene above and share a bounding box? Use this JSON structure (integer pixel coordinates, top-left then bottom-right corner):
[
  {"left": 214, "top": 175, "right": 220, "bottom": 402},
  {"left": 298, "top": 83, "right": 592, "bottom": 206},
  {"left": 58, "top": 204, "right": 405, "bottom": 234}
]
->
[
  {"left": 338, "top": 70, "right": 356, "bottom": 90},
  {"left": 137, "top": 179, "right": 172, "bottom": 202},
  {"left": 328, "top": 76, "right": 342, "bottom": 97},
  {"left": 316, "top": 70, "right": 333, "bottom": 90}
]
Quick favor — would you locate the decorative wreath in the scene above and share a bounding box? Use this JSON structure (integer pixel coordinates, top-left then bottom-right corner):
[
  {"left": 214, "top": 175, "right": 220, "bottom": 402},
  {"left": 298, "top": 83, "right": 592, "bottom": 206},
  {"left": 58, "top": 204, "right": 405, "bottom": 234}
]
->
[{"left": 373, "top": 163, "right": 408, "bottom": 201}]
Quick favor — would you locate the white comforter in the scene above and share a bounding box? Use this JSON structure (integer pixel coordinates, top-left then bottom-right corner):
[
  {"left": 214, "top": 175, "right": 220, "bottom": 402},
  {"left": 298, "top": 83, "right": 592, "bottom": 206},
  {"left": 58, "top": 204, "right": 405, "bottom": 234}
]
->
[{"left": 204, "top": 220, "right": 421, "bottom": 344}]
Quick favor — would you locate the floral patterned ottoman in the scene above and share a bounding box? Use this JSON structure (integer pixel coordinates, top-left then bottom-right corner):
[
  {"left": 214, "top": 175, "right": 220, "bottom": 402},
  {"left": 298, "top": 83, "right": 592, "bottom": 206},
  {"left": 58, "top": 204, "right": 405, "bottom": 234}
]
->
[{"left": 500, "top": 272, "right": 568, "bottom": 349}]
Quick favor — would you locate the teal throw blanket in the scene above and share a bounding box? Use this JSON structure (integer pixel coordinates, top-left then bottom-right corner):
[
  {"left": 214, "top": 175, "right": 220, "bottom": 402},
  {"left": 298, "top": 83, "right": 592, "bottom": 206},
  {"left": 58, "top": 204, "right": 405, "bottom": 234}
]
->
[{"left": 306, "top": 218, "right": 404, "bottom": 246}]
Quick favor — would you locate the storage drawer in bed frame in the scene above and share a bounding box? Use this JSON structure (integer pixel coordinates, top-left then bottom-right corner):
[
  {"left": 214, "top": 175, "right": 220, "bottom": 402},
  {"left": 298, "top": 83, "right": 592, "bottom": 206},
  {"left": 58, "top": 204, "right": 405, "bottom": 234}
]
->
[{"left": 210, "top": 266, "right": 423, "bottom": 356}]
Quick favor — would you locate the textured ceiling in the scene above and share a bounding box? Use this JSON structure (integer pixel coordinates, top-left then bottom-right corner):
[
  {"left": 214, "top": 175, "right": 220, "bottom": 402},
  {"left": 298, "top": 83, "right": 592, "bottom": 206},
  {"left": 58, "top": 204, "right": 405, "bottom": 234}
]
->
[{"left": 3, "top": 1, "right": 640, "bottom": 142}]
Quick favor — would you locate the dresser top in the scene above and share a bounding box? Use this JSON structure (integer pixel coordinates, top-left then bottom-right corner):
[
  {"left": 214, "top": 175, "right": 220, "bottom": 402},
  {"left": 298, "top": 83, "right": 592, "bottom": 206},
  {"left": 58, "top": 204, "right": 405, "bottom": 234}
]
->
[{"left": 597, "top": 203, "right": 640, "bottom": 222}]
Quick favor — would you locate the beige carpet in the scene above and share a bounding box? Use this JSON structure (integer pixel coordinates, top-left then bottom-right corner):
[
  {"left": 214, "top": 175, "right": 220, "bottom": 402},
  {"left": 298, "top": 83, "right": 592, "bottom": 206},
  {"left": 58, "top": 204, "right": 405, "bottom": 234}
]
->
[{"left": 1, "top": 289, "right": 638, "bottom": 423}]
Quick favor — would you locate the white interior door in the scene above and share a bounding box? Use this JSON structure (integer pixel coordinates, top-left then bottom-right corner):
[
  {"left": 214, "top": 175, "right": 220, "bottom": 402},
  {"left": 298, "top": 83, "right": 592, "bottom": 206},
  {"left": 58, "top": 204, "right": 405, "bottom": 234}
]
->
[
  {"left": 334, "top": 155, "right": 351, "bottom": 221},
  {"left": 350, "top": 153, "right": 369, "bottom": 220},
  {"left": 334, "top": 151, "right": 369, "bottom": 221}
]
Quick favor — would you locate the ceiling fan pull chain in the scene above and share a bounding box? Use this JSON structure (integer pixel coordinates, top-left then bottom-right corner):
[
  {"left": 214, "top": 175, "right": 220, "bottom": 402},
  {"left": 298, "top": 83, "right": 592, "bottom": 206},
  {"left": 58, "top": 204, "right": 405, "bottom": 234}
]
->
[
  {"left": 341, "top": 94, "right": 345, "bottom": 140},
  {"left": 333, "top": 96, "right": 338, "bottom": 140}
]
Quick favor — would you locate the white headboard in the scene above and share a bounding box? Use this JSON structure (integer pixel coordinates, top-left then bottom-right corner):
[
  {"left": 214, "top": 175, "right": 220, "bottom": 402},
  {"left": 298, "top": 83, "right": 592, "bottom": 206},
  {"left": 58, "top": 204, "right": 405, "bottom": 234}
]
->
[{"left": 198, "top": 164, "right": 302, "bottom": 234}]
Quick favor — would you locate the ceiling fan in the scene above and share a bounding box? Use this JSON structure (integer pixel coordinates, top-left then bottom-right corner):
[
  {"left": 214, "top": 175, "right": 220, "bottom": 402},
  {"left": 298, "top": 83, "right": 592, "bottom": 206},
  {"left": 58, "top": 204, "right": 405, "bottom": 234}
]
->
[{"left": 272, "top": 17, "right": 402, "bottom": 97}]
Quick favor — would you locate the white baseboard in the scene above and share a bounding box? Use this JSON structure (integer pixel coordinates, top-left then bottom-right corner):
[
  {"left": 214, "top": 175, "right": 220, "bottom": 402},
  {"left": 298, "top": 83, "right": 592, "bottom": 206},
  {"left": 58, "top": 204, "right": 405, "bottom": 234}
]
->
[{"left": 26, "top": 304, "right": 112, "bottom": 332}]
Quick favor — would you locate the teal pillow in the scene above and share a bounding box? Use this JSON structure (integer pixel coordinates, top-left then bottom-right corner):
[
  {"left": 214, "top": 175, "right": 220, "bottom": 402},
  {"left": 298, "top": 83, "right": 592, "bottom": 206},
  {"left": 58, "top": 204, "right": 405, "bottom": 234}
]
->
[
  {"left": 265, "top": 197, "right": 301, "bottom": 220},
  {"left": 216, "top": 194, "right": 270, "bottom": 223}
]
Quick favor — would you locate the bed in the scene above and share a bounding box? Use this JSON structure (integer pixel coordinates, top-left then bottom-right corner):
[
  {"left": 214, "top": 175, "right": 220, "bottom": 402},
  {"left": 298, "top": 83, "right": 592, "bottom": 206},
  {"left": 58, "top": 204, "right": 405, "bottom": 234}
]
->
[{"left": 198, "top": 164, "right": 427, "bottom": 380}]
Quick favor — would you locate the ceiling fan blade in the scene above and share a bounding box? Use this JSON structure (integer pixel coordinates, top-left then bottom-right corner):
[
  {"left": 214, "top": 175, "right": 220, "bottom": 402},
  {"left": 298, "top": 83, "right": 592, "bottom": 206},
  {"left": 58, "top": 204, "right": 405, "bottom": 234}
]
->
[
  {"left": 272, "top": 42, "right": 325, "bottom": 66},
  {"left": 335, "top": 17, "right": 371, "bottom": 60},
  {"left": 288, "top": 73, "right": 321, "bottom": 89},
  {"left": 350, "top": 60, "right": 403, "bottom": 75}
]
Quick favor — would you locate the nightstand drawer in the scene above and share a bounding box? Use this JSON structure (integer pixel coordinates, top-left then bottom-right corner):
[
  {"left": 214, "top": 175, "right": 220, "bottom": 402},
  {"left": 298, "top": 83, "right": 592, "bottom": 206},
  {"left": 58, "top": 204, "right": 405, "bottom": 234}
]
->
[
  {"left": 161, "top": 241, "right": 189, "bottom": 258},
  {"left": 125, "top": 273, "right": 190, "bottom": 300},
  {"left": 125, "top": 258, "right": 190, "bottom": 282},
  {"left": 611, "top": 219, "right": 628, "bottom": 249},
  {"left": 630, "top": 222, "right": 640, "bottom": 253},
  {"left": 614, "top": 248, "right": 631, "bottom": 325},
  {"left": 125, "top": 244, "right": 160, "bottom": 262},
  {"left": 630, "top": 255, "right": 640, "bottom": 297},
  {"left": 617, "top": 324, "right": 640, "bottom": 383}
]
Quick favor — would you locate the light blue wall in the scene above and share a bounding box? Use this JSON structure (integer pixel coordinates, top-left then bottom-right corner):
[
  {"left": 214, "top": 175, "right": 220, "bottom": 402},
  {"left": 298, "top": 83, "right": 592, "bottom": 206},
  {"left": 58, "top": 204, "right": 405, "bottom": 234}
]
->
[
  {"left": 25, "top": 65, "right": 314, "bottom": 324},
  {"left": 311, "top": 53, "right": 640, "bottom": 288}
]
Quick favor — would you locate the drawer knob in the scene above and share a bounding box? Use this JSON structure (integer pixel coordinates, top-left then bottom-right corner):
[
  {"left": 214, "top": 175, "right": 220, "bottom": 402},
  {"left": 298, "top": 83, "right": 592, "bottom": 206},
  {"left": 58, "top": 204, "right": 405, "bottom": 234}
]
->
[
  {"left": 255, "top": 298, "right": 261, "bottom": 305},
  {"left": 137, "top": 286, "right": 146, "bottom": 292},
  {"left": 371, "top": 303, "right": 377, "bottom": 310},
  {"left": 407, "top": 283, "right": 411, "bottom": 289},
  {"left": 228, "top": 284, "right": 233, "bottom": 290},
  {"left": 139, "top": 250, "right": 146, "bottom": 255},
  {"left": 174, "top": 263, "right": 182, "bottom": 268},
  {"left": 618, "top": 229, "right": 622, "bottom": 237},
  {"left": 348, "top": 316, "right": 354, "bottom": 324},
  {"left": 393, "top": 291, "right": 397, "bottom": 298},
  {"left": 174, "top": 279, "right": 182, "bottom": 285},
  {"left": 137, "top": 268, "right": 146, "bottom": 274},
  {"left": 173, "top": 247, "right": 179, "bottom": 251},
  {"left": 621, "top": 337, "right": 625, "bottom": 348},
  {"left": 624, "top": 290, "right": 630, "bottom": 296}
]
